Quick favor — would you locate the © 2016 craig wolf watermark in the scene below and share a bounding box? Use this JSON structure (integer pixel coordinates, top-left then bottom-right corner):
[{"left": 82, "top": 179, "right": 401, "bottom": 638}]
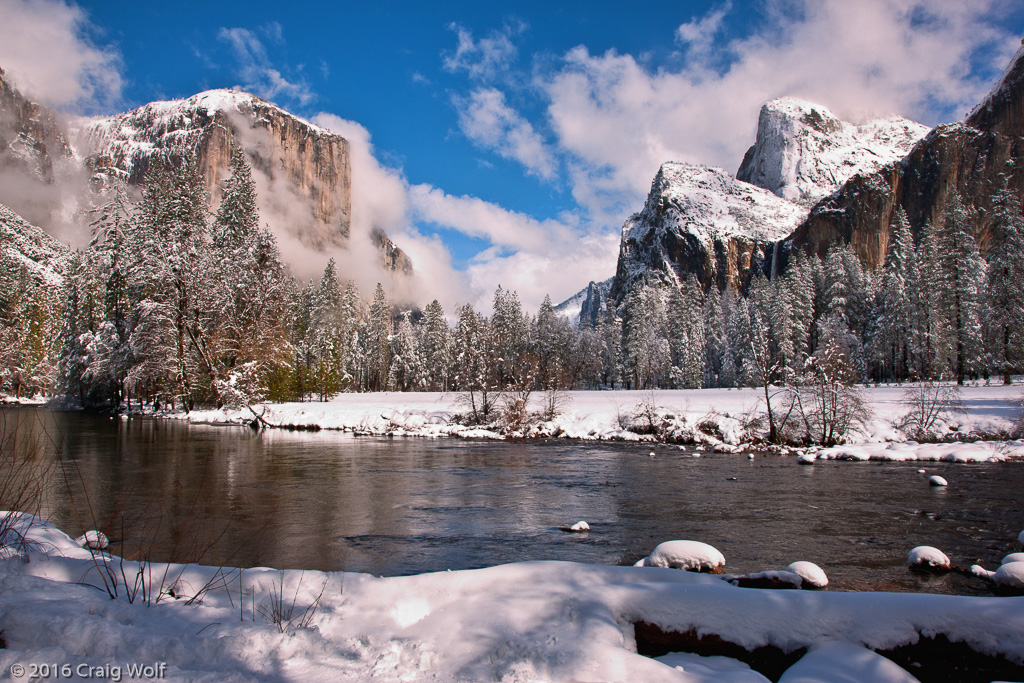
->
[{"left": 8, "top": 662, "right": 168, "bottom": 680}]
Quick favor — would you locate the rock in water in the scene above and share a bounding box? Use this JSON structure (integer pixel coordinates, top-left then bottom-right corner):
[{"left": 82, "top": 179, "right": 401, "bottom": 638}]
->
[
  {"left": 907, "top": 546, "right": 950, "bottom": 571},
  {"left": 786, "top": 561, "right": 829, "bottom": 588},
  {"left": 636, "top": 540, "right": 726, "bottom": 573},
  {"left": 928, "top": 475, "right": 948, "bottom": 487}
]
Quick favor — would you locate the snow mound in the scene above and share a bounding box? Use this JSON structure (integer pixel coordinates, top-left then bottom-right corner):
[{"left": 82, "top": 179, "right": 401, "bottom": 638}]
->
[
  {"left": 637, "top": 540, "right": 726, "bottom": 572},
  {"left": 655, "top": 652, "right": 770, "bottom": 681},
  {"left": 907, "top": 546, "right": 950, "bottom": 570},
  {"left": 1002, "top": 553, "right": 1024, "bottom": 565},
  {"left": 928, "top": 475, "right": 948, "bottom": 487},
  {"left": 778, "top": 640, "right": 922, "bottom": 683},
  {"left": 786, "top": 561, "right": 829, "bottom": 589}
]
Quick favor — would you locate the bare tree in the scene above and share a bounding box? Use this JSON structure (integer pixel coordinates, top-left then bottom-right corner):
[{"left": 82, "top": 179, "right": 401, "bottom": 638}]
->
[
  {"left": 793, "top": 321, "right": 871, "bottom": 446},
  {"left": 896, "top": 381, "right": 967, "bottom": 440}
]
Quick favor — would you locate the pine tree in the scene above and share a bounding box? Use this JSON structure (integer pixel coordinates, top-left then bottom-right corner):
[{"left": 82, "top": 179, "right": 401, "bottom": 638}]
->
[
  {"left": 937, "top": 195, "right": 985, "bottom": 385},
  {"left": 876, "top": 208, "right": 918, "bottom": 380},
  {"left": 421, "top": 299, "right": 451, "bottom": 391},
  {"left": 984, "top": 188, "right": 1024, "bottom": 383},
  {"left": 367, "top": 283, "right": 392, "bottom": 392}
]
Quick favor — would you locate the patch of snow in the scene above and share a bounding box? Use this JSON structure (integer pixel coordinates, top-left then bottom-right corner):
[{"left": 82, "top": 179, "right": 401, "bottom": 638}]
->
[
  {"left": 4, "top": 515, "right": 1024, "bottom": 682},
  {"left": 994, "top": 562, "right": 1024, "bottom": 589}
]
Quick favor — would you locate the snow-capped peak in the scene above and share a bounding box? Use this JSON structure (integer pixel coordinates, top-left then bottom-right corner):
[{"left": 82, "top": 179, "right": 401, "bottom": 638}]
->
[{"left": 737, "top": 97, "right": 929, "bottom": 205}]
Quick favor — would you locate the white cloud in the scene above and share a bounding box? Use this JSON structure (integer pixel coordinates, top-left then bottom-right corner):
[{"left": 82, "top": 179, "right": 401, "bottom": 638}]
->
[
  {"left": 541, "top": 0, "right": 1018, "bottom": 224},
  {"left": 442, "top": 22, "right": 522, "bottom": 81},
  {"left": 453, "top": 88, "right": 557, "bottom": 180},
  {"left": 218, "top": 26, "right": 314, "bottom": 106},
  {"left": 675, "top": 2, "right": 732, "bottom": 60},
  {"left": 409, "top": 184, "right": 573, "bottom": 253},
  {"left": 0, "top": 0, "right": 121, "bottom": 111}
]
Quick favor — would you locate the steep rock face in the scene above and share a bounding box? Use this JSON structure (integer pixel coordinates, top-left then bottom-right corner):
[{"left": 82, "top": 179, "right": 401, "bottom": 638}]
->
[
  {"left": 790, "top": 123, "right": 1024, "bottom": 267},
  {"left": 80, "top": 90, "right": 353, "bottom": 249},
  {"left": 609, "top": 163, "right": 806, "bottom": 304},
  {"left": 0, "top": 69, "right": 73, "bottom": 183},
  {"left": 737, "top": 97, "right": 928, "bottom": 205},
  {"left": 966, "top": 43, "right": 1024, "bottom": 137},
  {"left": 555, "top": 278, "right": 612, "bottom": 327},
  {"left": 789, "top": 44, "right": 1024, "bottom": 269},
  {"left": 0, "top": 202, "right": 68, "bottom": 285}
]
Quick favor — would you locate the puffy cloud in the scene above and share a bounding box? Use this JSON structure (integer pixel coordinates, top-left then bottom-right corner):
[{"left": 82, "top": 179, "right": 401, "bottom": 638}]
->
[
  {"left": 218, "top": 25, "right": 314, "bottom": 106},
  {"left": 0, "top": 0, "right": 121, "bottom": 111},
  {"left": 454, "top": 88, "right": 557, "bottom": 180},
  {"left": 408, "top": 184, "right": 574, "bottom": 254}
]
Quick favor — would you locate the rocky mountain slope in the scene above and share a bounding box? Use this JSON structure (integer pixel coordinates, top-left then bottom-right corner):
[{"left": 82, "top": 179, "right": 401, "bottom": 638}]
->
[
  {"left": 555, "top": 278, "right": 612, "bottom": 327},
  {"left": 608, "top": 163, "right": 809, "bottom": 303},
  {"left": 737, "top": 97, "right": 928, "bottom": 205},
  {"left": 606, "top": 44, "right": 1024, "bottom": 310},
  {"left": 0, "top": 202, "right": 68, "bottom": 286}
]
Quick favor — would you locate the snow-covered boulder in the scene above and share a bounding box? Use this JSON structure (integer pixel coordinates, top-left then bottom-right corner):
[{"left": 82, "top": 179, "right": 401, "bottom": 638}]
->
[
  {"left": 778, "top": 641, "right": 922, "bottom": 683},
  {"left": 928, "top": 475, "right": 948, "bottom": 487},
  {"left": 908, "top": 546, "right": 950, "bottom": 571},
  {"left": 994, "top": 561, "right": 1024, "bottom": 589},
  {"left": 786, "top": 561, "right": 829, "bottom": 589},
  {"left": 1019, "top": 529, "right": 1024, "bottom": 547},
  {"left": 1002, "top": 552, "right": 1024, "bottom": 565},
  {"left": 564, "top": 521, "right": 590, "bottom": 532},
  {"left": 635, "top": 540, "right": 726, "bottom": 573},
  {"left": 75, "top": 530, "right": 109, "bottom": 550}
]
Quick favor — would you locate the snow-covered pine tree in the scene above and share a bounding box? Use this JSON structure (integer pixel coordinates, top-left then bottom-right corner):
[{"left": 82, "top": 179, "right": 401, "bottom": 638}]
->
[
  {"left": 421, "top": 299, "right": 451, "bottom": 391},
  {"left": 366, "top": 283, "right": 392, "bottom": 392},
  {"left": 937, "top": 194, "right": 986, "bottom": 385},
  {"left": 876, "top": 207, "right": 918, "bottom": 381},
  {"left": 984, "top": 188, "right": 1024, "bottom": 383}
]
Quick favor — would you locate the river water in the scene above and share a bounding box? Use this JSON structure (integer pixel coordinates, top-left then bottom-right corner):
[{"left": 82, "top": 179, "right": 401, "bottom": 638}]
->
[{"left": 5, "top": 407, "right": 1023, "bottom": 594}]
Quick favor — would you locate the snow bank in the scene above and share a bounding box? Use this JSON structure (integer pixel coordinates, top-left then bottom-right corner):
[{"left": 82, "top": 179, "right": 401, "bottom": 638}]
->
[
  {"left": 2, "top": 514, "right": 1024, "bottom": 682},
  {"left": 168, "top": 384, "right": 1024, "bottom": 456}
]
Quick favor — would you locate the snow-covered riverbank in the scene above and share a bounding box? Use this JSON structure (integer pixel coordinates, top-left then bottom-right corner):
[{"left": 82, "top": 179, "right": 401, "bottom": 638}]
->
[
  {"left": 174, "top": 385, "right": 1024, "bottom": 460},
  {"left": 1, "top": 513, "right": 1022, "bottom": 682}
]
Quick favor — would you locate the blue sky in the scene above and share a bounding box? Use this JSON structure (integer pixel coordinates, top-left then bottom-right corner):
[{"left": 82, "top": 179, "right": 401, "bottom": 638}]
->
[{"left": 3, "top": 0, "right": 1024, "bottom": 310}]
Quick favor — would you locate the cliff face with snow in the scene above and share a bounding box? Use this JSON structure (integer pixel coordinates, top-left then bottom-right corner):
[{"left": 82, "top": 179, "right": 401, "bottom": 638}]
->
[
  {"left": 80, "top": 90, "right": 355, "bottom": 251},
  {"left": 792, "top": 46, "right": 1024, "bottom": 268},
  {"left": 736, "top": 97, "right": 928, "bottom": 205},
  {"left": 609, "top": 163, "right": 808, "bottom": 302},
  {"left": 0, "top": 202, "right": 68, "bottom": 286}
]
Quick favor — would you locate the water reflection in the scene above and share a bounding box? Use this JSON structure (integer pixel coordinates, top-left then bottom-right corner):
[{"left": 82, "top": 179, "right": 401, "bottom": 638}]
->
[{"left": 5, "top": 407, "right": 1023, "bottom": 594}]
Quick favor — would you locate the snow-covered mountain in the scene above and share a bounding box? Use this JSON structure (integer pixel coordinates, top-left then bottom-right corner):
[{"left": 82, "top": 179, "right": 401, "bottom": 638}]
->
[
  {"left": 736, "top": 97, "right": 928, "bottom": 205},
  {"left": 0, "top": 202, "right": 68, "bottom": 286},
  {"left": 609, "top": 162, "right": 808, "bottom": 302},
  {"left": 0, "top": 69, "right": 411, "bottom": 277},
  {"left": 554, "top": 278, "right": 612, "bottom": 327},
  {"left": 78, "top": 90, "right": 361, "bottom": 251}
]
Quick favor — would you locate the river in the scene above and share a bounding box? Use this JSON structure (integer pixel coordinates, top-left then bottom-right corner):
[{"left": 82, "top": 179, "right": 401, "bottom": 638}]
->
[{"left": 5, "top": 406, "right": 1023, "bottom": 594}]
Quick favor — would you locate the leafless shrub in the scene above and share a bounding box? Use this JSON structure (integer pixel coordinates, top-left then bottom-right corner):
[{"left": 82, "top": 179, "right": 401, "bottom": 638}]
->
[
  {"left": 896, "top": 382, "right": 968, "bottom": 440},
  {"left": 791, "top": 336, "right": 871, "bottom": 446},
  {"left": 257, "top": 572, "right": 329, "bottom": 633}
]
